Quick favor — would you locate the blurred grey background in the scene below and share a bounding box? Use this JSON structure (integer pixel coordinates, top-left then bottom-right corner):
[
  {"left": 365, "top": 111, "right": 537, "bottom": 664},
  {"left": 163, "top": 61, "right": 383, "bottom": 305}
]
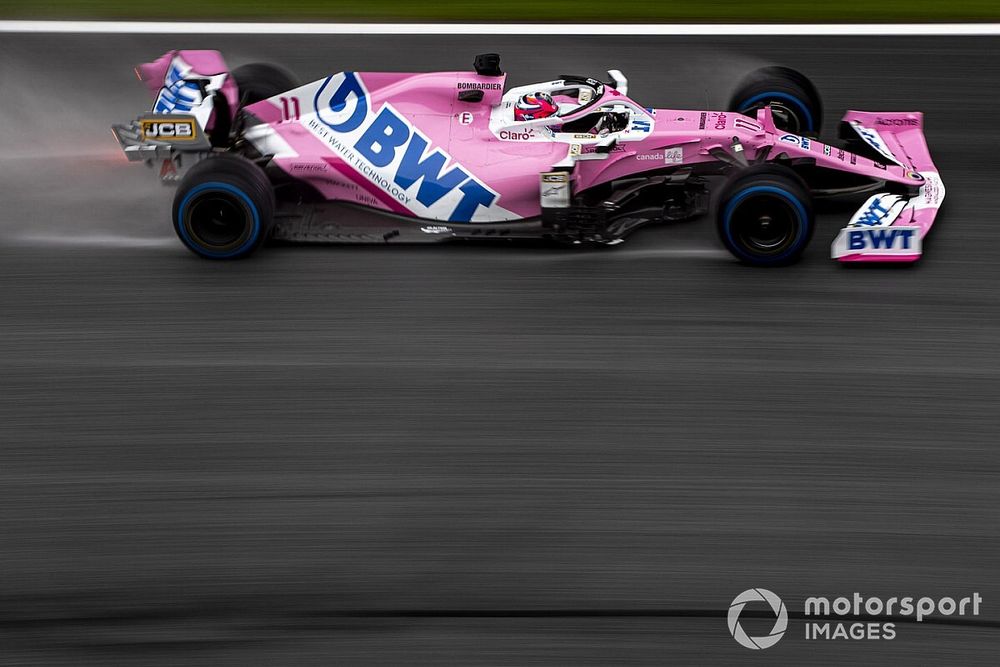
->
[{"left": 0, "top": 32, "right": 999, "bottom": 664}]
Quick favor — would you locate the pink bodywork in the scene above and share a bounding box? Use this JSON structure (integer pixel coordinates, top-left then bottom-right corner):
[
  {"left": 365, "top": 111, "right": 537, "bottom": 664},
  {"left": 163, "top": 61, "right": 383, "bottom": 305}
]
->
[
  {"left": 833, "top": 111, "right": 944, "bottom": 262},
  {"left": 136, "top": 52, "right": 943, "bottom": 261}
]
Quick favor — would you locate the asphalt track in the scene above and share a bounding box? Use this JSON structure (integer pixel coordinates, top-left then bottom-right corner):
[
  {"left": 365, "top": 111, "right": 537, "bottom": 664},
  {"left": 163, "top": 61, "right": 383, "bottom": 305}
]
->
[{"left": 1, "top": 32, "right": 999, "bottom": 665}]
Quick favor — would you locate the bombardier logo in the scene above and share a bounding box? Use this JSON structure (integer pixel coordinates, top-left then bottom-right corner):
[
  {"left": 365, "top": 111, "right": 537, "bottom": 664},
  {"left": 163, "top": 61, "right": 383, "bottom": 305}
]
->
[
  {"left": 457, "top": 81, "right": 503, "bottom": 91},
  {"left": 308, "top": 71, "right": 506, "bottom": 222}
]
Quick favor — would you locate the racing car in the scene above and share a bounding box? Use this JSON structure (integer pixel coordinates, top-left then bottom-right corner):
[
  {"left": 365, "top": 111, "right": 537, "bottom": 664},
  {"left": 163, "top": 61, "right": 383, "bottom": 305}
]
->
[{"left": 113, "top": 51, "right": 944, "bottom": 265}]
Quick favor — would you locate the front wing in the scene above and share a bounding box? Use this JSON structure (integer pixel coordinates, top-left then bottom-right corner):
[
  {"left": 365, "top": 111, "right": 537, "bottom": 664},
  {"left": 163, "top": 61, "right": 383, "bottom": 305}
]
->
[{"left": 830, "top": 111, "right": 945, "bottom": 263}]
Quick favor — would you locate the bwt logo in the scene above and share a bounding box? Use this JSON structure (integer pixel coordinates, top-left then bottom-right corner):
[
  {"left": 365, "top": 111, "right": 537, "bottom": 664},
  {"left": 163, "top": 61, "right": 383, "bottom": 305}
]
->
[
  {"left": 848, "top": 228, "right": 916, "bottom": 251},
  {"left": 853, "top": 123, "right": 891, "bottom": 159},
  {"left": 153, "top": 57, "right": 204, "bottom": 114},
  {"left": 728, "top": 588, "right": 788, "bottom": 650},
  {"left": 312, "top": 72, "right": 498, "bottom": 222},
  {"left": 851, "top": 194, "right": 906, "bottom": 227},
  {"left": 855, "top": 198, "right": 894, "bottom": 226}
]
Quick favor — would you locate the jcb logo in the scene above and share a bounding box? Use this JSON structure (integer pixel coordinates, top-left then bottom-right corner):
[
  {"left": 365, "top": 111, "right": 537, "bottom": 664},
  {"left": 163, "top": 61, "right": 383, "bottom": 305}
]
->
[{"left": 141, "top": 120, "right": 196, "bottom": 141}]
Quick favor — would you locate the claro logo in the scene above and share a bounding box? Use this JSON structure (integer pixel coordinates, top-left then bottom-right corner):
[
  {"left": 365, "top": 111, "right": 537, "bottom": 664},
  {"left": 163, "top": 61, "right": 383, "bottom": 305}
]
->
[{"left": 498, "top": 129, "right": 533, "bottom": 141}]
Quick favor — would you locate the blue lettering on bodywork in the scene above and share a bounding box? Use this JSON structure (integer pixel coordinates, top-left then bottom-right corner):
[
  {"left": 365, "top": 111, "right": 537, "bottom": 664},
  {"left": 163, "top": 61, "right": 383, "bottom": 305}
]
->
[
  {"left": 855, "top": 198, "right": 892, "bottom": 226},
  {"left": 312, "top": 72, "right": 499, "bottom": 221},
  {"left": 154, "top": 61, "right": 203, "bottom": 114},
  {"left": 315, "top": 72, "right": 369, "bottom": 133},
  {"left": 449, "top": 180, "right": 496, "bottom": 222},
  {"left": 355, "top": 107, "right": 410, "bottom": 167},
  {"left": 848, "top": 228, "right": 915, "bottom": 250},
  {"left": 394, "top": 133, "right": 470, "bottom": 207}
]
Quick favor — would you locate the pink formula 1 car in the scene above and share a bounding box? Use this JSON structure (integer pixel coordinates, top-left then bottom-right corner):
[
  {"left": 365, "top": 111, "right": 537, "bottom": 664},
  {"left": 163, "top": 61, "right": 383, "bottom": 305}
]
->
[{"left": 113, "top": 52, "right": 944, "bottom": 265}]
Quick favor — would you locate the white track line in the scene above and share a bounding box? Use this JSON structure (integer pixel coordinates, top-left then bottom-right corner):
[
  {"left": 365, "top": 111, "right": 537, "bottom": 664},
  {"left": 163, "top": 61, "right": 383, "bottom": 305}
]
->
[{"left": 1, "top": 21, "right": 1000, "bottom": 35}]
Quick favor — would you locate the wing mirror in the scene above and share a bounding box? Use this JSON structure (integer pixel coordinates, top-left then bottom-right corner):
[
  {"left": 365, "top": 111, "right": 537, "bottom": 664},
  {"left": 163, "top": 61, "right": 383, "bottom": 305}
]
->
[
  {"left": 474, "top": 53, "right": 503, "bottom": 77},
  {"left": 607, "top": 69, "right": 628, "bottom": 97}
]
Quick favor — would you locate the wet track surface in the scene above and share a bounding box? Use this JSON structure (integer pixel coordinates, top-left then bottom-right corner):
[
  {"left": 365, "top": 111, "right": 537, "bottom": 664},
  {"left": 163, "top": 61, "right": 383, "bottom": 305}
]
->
[{"left": 1, "top": 33, "right": 999, "bottom": 664}]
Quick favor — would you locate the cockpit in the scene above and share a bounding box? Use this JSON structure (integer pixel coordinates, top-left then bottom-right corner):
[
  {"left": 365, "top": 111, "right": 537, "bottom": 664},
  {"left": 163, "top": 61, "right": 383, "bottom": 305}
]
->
[{"left": 490, "top": 70, "right": 654, "bottom": 142}]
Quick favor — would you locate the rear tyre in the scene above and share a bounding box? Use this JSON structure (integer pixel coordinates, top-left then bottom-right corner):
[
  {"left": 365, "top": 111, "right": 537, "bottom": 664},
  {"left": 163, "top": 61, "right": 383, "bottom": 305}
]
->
[
  {"left": 728, "top": 66, "right": 823, "bottom": 135},
  {"left": 716, "top": 164, "right": 814, "bottom": 267},
  {"left": 232, "top": 62, "right": 300, "bottom": 106},
  {"left": 172, "top": 155, "right": 275, "bottom": 260}
]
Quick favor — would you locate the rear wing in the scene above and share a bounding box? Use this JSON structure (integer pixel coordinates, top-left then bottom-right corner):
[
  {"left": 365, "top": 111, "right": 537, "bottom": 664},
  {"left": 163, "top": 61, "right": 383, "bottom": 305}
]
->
[
  {"left": 112, "top": 114, "right": 212, "bottom": 159},
  {"left": 135, "top": 50, "right": 238, "bottom": 129},
  {"left": 112, "top": 50, "right": 239, "bottom": 181},
  {"left": 831, "top": 111, "right": 945, "bottom": 263}
]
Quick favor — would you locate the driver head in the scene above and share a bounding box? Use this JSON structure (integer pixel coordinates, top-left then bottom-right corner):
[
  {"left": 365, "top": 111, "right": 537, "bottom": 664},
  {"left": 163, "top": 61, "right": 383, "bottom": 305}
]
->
[{"left": 514, "top": 92, "right": 558, "bottom": 121}]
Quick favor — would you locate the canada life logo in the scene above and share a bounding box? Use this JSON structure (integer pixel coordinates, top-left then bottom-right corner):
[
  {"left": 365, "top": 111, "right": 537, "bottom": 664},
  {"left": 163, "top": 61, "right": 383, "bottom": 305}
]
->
[{"left": 728, "top": 588, "right": 788, "bottom": 650}]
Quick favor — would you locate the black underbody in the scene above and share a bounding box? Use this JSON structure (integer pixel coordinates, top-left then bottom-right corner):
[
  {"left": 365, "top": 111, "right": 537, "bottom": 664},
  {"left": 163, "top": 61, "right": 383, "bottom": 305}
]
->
[
  {"left": 267, "top": 164, "right": 715, "bottom": 246},
  {"left": 262, "top": 147, "right": 907, "bottom": 247}
]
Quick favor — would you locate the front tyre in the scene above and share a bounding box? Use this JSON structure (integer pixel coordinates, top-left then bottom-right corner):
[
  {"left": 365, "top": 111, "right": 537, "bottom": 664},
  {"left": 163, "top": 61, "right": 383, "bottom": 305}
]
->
[
  {"left": 716, "top": 164, "right": 814, "bottom": 267},
  {"left": 172, "top": 155, "right": 275, "bottom": 259},
  {"left": 728, "top": 66, "right": 823, "bottom": 135}
]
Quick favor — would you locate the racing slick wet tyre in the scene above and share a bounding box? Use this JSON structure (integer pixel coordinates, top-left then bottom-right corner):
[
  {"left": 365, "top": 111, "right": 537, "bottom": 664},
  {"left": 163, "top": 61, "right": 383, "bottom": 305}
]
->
[
  {"left": 716, "top": 164, "right": 814, "bottom": 267},
  {"left": 728, "top": 66, "right": 823, "bottom": 135},
  {"left": 232, "top": 62, "right": 300, "bottom": 106},
  {"left": 172, "top": 155, "right": 275, "bottom": 260}
]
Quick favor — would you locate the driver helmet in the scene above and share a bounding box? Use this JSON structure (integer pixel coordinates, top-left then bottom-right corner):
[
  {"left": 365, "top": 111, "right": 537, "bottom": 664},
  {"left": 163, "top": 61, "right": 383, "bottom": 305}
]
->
[{"left": 514, "top": 92, "right": 558, "bottom": 121}]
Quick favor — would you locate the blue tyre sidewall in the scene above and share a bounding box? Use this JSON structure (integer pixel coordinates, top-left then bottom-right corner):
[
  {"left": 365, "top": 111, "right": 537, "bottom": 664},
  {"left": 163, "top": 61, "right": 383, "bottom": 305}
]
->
[
  {"left": 722, "top": 185, "right": 811, "bottom": 265},
  {"left": 737, "top": 91, "right": 815, "bottom": 132},
  {"left": 176, "top": 181, "right": 262, "bottom": 259}
]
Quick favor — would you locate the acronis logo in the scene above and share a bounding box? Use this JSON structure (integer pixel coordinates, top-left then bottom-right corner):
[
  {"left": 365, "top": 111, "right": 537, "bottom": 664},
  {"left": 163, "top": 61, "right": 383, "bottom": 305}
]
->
[{"left": 308, "top": 72, "right": 503, "bottom": 222}]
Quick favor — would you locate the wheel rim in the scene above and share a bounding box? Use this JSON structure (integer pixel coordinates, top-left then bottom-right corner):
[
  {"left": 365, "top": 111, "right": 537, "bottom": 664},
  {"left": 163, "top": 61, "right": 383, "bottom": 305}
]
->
[
  {"left": 739, "top": 101, "right": 803, "bottom": 134},
  {"left": 729, "top": 193, "right": 800, "bottom": 255},
  {"left": 737, "top": 92, "right": 813, "bottom": 133},
  {"left": 184, "top": 192, "right": 254, "bottom": 251}
]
